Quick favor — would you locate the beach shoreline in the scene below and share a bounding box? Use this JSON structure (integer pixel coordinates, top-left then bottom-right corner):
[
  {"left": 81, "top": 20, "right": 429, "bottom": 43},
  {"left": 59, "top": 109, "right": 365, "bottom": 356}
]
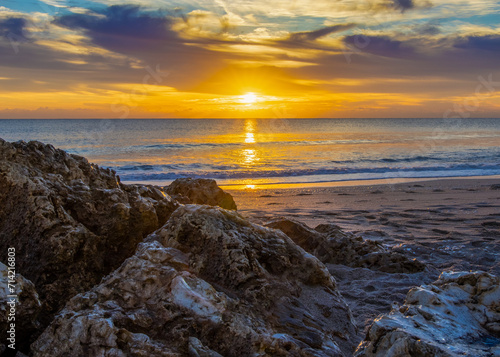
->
[
  {"left": 227, "top": 176, "right": 500, "bottom": 225},
  {"left": 124, "top": 174, "right": 500, "bottom": 191}
]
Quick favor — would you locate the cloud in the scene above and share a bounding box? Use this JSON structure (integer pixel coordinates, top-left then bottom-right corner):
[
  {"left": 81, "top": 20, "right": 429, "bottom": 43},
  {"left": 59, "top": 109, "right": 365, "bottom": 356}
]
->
[
  {"left": 393, "top": 0, "right": 415, "bottom": 12},
  {"left": 54, "top": 5, "right": 231, "bottom": 91},
  {"left": 288, "top": 24, "right": 357, "bottom": 43},
  {"left": 270, "top": 23, "right": 356, "bottom": 54},
  {"left": 0, "top": 17, "right": 28, "bottom": 40},
  {"left": 454, "top": 35, "right": 500, "bottom": 52},
  {"left": 414, "top": 22, "right": 441, "bottom": 35},
  {"left": 55, "top": 5, "right": 176, "bottom": 45},
  {"left": 343, "top": 35, "right": 414, "bottom": 58},
  {"left": 383, "top": 0, "right": 434, "bottom": 13}
]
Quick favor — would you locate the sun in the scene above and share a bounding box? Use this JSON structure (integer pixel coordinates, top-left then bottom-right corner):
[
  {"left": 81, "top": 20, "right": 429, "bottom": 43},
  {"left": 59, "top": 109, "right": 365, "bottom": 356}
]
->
[{"left": 240, "top": 92, "right": 258, "bottom": 104}]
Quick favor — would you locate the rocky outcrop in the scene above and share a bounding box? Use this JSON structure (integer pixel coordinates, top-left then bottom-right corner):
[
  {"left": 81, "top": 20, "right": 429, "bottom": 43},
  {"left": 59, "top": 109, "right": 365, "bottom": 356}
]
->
[
  {"left": 266, "top": 219, "right": 425, "bottom": 274},
  {"left": 32, "top": 205, "right": 358, "bottom": 356},
  {"left": 0, "top": 262, "right": 42, "bottom": 355},
  {"left": 355, "top": 271, "right": 500, "bottom": 356},
  {"left": 165, "top": 178, "right": 237, "bottom": 210},
  {"left": 0, "top": 139, "right": 178, "bottom": 350}
]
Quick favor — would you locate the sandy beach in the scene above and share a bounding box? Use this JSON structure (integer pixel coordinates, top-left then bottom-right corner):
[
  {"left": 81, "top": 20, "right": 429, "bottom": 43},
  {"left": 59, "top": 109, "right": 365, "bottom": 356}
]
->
[{"left": 228, "top": 177, "right": 500, "bottom": 330}]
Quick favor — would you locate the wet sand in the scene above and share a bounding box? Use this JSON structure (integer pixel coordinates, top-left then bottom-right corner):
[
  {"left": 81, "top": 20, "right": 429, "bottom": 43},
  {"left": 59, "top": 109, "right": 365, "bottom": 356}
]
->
[{"left": 227, "top": 178, "right": 500, "bottom": 331}]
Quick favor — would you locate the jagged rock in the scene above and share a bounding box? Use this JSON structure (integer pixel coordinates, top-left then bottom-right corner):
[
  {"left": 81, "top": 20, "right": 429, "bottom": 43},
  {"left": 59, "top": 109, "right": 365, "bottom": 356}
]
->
[
  {"left": 0, "top": 139, "right": 178, "bottom": 350},
  {"left": 32, "top": 205, "right": 358, "bottom": 356},
  {"left": 355, "top": 271, "right": 500, "bottom": 357},
  {"left": 265, "top": 219, "right": 425, "bottom": 274},
  {"left": 491, "top": 184, "right": 500, "bottom": 190},
  {"left": 165, "top": 178, "right": 237, "bottom": 210},
  {"left": 0, "top": 262, "right": 42, "bottom": 354}
]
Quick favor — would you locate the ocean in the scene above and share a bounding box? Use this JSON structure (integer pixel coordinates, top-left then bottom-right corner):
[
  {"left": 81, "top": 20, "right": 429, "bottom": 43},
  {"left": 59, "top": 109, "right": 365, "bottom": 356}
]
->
[{"left": 1, "top": 118, "right": 500, "bottom": 187}]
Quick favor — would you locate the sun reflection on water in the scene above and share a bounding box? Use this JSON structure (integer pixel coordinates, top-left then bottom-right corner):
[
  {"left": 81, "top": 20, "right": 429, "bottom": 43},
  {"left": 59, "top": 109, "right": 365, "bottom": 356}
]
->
[
  {"left": 242, "top": 148, "right": 257, "bottom": 166},
  {"left": 245, "top": 119, "right": 255, "bottom": 136},
  {"left": 245, "top": 132, "right": 255, "bottom": 143},
  {"left": 240, "top": 119, "right": 259, "bottom": 168}
]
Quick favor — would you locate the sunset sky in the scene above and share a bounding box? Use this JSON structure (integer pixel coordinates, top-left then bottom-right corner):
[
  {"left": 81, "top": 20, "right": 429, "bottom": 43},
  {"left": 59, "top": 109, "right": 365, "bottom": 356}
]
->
[{"left": 1, "top": 0, "right": 499, "bottom": 118}]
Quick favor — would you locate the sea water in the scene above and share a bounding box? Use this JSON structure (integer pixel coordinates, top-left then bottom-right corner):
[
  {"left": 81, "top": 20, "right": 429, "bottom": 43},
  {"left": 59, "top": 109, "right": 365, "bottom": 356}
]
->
[{"left": 1, "top": 118, "right": 500, "bottom": 186}]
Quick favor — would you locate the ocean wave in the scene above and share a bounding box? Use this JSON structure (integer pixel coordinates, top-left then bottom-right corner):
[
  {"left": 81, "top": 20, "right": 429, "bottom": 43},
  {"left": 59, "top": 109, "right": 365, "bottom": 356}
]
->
[
  {"left": 124, "top": 138, "right": 386, "bottom": 151},
  {"left": 115, "top": 162, "right": 500, "bottom": 182}
]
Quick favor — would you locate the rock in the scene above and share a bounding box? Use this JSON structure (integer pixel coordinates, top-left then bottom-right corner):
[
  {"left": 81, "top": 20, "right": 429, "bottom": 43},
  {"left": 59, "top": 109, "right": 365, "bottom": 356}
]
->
[
  {"left": 0, "top": 139, "right": 178, "bottom": 349},
  {"left": 0, "top": 262, "right": 42, "bottom": 354},
  {"left": 265, "top": 219, "right": 425, "bottom": 274},
  {"left": 355, "top": 271, "right": 500, "bottom": 357},
  {"left": 32, "top": 205, "right": 358, "bottom": 356},
  {"left": 165, "top": 178, "right": 237, "bottom": 210},
  {"left": 491, "top": 184, "right": 500, "bottom": 190}
]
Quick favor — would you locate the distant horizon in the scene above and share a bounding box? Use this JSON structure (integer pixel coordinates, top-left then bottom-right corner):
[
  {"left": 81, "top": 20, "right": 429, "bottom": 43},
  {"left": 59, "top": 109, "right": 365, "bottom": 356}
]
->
[{"left": 2, "top": 116, "right": 500, "bottom": 120}]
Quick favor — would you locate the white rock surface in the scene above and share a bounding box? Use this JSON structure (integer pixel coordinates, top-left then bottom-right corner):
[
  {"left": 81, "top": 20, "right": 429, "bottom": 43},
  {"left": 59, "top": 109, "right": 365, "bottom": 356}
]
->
[{"left": 355, "top": 271, "right": 500, "bottom": 356}]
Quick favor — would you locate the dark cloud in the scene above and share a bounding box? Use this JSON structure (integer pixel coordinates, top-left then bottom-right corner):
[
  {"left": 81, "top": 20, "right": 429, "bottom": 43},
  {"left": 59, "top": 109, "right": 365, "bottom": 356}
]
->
[
  {"left": 0, "top": 17, "right": 29, "bottom": 40},
  {"left": 415, "top": 23, "right": 440, "bottom": 35},
  {"left": 276, "top": 24, "right": 356, "bottom": 52},
  {"left": 288, "top": 24, "right": 357, "bottom": 42},
  {"left": 290, "top": 31, "right": 500, "bottom": 93},
  {"left": 343, "top": 35, "right": 414, "bottom": 58},
  {"left": 393, "top": 0, "right": 415, "bottom": 12},
  {"left": 55, "top": 5, "right": 179, "bottom": 52},
  {"left": 454, "top": 35, "right": 500, "bottom": 52},
  {"left": 372, "top": 0, "right": 432, "bottom": 13}
]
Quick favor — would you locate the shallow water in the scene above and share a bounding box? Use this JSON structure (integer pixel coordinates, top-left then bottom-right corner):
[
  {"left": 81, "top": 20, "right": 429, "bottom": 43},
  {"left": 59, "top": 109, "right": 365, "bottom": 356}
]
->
[{"left": 1, "top": 118, "right": 500, "bottom": 186}]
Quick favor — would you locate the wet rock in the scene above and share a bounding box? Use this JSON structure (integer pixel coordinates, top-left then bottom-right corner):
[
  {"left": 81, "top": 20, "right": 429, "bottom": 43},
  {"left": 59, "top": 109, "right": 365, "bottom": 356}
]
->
[
  {"left": 355, "top": 271, "right": 500, "bottom": 357},
  {"left": 165, "top": 178, "right": 237, "bottom": 210},
  {"left": 0, "top": 262, "right": 42, "bottom": 355},
  {"left": 0, "top": 139, "right": 178, "bottom": 349},
  {"left": 266, "top": 219, "right": 425, "bottom": 274},
  {"left": 33, "top": 205, "right": 358, "bottom": 356}
]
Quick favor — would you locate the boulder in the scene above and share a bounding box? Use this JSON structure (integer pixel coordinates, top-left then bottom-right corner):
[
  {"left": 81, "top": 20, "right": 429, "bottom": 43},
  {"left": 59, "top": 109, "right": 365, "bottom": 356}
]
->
[
  {"left": 355, "top": 271, "right": 500, "bottom": 356},
  {"left": 165, "top": 178, "right": 237, "bottom": 210},
  {"left": 32, "top": 205, "right": 358, "bottom": 356},
  {"left": 266, "top": 219, "right": 425, "bottom": 274},
  {"left": 0, "top": 139, "right": 178, "bottom": 350}
]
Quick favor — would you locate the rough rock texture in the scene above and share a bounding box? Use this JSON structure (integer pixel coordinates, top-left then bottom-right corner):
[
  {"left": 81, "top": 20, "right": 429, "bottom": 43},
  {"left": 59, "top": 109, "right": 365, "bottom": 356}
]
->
[
  {"left": 0, "top": 262, "right": 42, "bottom": 355},
  {"left": 265, "top": 218, "right": 425, "bottom": 274},
  {"left": 165, "top": 178, "right": 237, "bottom": 210},
  {"left": 0, "top": 139, "right": 178, "bottom": 349},
  {"left": 355, "top": 271, "right": 500, "bottom": 357},
  {"left": 33, "top": 205, "right": 358, "bottom": 356}
]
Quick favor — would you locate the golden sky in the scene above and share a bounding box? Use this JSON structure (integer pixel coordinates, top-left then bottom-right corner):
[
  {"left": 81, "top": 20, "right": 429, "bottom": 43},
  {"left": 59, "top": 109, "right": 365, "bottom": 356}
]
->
[{"left": 0, "top": 0, "right": 499, "bottom": 118}]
